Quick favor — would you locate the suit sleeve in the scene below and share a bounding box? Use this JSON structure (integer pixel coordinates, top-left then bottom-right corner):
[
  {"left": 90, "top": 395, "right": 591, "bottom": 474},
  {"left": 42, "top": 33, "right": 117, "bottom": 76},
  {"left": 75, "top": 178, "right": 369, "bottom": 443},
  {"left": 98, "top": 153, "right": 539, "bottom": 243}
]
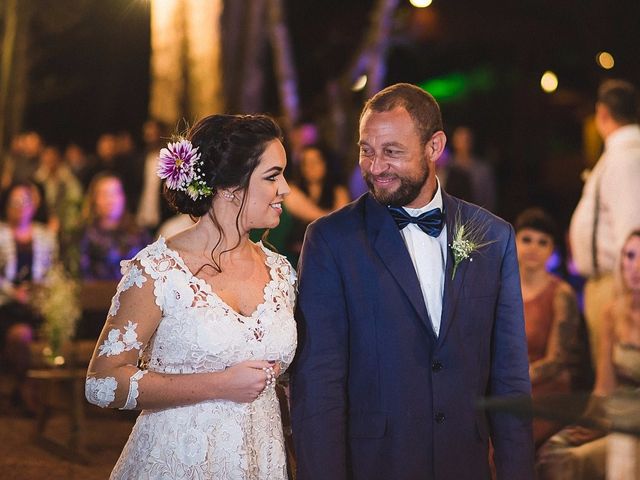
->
[
  {"left": 490, "top": 225, "right": 535, "bottom": 479},
  {"left": 290, "top": 221, "right": 350, "bottom": 480}
]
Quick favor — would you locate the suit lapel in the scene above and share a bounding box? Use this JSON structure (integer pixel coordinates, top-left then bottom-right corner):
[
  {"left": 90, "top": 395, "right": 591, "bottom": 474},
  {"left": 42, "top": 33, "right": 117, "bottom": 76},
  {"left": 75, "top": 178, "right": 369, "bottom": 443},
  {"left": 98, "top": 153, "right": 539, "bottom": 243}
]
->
[
  {"left": 364, "top": 195, "right": 433, "bottom": 335},
  {"left": 438, "top": 193, "right": 469, "bottom": 345}
]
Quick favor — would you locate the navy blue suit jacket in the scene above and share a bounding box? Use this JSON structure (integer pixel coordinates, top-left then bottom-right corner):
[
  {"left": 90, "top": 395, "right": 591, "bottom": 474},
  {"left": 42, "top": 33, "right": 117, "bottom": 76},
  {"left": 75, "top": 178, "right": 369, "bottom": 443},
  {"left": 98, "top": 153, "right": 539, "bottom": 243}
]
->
[{"left": 290, "top": 192, "right": 534, "bottom": 480}]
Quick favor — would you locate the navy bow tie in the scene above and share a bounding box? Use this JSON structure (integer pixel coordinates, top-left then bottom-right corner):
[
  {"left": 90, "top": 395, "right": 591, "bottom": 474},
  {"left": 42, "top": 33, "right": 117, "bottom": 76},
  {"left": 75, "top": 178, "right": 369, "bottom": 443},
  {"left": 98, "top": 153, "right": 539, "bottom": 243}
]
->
[{"left": 388, "top": 206, "right": 444, "bottom": 237}]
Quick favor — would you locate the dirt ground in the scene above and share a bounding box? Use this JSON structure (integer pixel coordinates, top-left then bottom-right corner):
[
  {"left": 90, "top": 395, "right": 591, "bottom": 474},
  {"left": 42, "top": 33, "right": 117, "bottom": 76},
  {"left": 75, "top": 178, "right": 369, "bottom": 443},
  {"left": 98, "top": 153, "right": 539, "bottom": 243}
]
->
[{"left": 0, "top": 373, "right": 134, "bottom": 480}]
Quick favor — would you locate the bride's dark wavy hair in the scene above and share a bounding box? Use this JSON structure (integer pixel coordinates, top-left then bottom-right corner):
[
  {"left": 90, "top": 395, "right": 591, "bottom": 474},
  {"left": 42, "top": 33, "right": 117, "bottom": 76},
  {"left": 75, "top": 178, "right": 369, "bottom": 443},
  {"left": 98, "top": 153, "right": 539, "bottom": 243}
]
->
[{"left": 163, "top": 114, "right": 282, "bottom": 272}]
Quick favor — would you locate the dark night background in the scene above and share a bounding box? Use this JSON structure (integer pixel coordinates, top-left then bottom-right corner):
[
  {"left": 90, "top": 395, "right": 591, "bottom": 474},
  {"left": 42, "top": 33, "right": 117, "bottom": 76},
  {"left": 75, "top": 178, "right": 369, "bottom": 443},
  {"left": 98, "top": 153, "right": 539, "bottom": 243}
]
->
[{"left": 19, "top": 0, "right": 640, "bottom": 226}]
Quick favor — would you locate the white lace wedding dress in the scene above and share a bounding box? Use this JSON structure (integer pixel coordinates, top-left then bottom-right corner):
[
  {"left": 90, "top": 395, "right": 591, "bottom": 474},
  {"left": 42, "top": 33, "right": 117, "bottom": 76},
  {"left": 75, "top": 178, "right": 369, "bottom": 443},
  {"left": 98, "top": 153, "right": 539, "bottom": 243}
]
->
[{"left": 102, "top": 238, "right": 297, "bottom": 479}]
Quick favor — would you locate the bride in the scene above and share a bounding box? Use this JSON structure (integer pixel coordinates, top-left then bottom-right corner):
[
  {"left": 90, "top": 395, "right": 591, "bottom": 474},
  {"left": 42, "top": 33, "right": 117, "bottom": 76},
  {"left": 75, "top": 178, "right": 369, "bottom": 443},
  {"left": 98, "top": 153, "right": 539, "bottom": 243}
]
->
[{"left": 85, "top": 114, "right": 297, "bottom": 479}]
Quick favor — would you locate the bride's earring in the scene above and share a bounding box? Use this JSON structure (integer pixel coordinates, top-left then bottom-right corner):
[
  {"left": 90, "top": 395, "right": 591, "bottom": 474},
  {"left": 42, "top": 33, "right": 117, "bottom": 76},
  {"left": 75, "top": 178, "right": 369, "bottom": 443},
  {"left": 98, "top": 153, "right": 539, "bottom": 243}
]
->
[{"left": 221, "top": 190, "right": 235, "bottom": 201}]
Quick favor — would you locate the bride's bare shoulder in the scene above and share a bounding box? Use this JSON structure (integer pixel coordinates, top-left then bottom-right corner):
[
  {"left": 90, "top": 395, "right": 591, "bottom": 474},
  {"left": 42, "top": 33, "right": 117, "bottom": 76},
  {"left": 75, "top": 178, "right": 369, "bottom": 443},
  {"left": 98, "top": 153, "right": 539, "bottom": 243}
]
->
[{"left": 164, "top": 227, "right": 199, "bottom": 255}]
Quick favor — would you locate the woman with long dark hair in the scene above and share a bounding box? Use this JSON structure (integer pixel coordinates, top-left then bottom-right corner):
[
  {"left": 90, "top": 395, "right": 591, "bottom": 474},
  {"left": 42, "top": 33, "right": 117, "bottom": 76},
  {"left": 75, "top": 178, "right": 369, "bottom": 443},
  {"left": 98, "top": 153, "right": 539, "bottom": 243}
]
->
[{"left": 86, "top": 114, "right": 297, "bottom": 479}]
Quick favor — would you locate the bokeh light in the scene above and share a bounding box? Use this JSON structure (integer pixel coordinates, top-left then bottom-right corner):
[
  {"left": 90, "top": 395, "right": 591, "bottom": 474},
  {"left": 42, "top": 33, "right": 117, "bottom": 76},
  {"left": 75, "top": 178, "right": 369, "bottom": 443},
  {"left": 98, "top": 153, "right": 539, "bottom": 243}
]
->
[
  {"left": 352, "top": 74, "right": 368, "bottom": 92},
  {"left": 410, "top": 0, "right": 433, "bottom": 8},
  {"left": 540, "top": 71, "right": 558, "bottom": 93},
  {"left": 596, "top": 51, "right": 615, "bottom": 70}
]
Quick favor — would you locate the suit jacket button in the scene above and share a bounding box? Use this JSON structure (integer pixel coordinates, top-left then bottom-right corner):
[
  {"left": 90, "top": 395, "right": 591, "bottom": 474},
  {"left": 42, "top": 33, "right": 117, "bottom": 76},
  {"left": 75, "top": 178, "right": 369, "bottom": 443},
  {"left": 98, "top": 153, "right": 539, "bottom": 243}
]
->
[
  {"left": 435, "top": 412, "right": 446, "bottom": 424},
  {"left": 432, "top": 361, "right": 443, "bottom": 372}
]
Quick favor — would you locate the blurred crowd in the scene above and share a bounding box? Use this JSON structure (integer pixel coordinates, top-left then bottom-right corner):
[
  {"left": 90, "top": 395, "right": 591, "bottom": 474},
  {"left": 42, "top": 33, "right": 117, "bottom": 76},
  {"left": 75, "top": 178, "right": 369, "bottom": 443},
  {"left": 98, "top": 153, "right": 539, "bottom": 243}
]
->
[{"left": 1, "top": 78, "right": 640, "bottom": 478}]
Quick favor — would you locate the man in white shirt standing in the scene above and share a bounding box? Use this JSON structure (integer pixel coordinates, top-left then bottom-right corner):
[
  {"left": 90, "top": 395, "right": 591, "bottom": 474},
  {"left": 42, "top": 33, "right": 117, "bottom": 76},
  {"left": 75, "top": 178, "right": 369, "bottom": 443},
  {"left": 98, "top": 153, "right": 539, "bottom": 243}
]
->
[{"left": 570, "top": 79, "right": 640, "bottom": 367}]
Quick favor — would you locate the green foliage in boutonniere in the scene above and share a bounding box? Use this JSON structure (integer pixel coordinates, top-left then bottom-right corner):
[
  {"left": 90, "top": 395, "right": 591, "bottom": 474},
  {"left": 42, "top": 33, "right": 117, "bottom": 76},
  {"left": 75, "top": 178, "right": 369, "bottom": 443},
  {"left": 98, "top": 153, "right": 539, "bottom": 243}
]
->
[{"left": 450, "top": 210, "right": 495, "bottom": 279}]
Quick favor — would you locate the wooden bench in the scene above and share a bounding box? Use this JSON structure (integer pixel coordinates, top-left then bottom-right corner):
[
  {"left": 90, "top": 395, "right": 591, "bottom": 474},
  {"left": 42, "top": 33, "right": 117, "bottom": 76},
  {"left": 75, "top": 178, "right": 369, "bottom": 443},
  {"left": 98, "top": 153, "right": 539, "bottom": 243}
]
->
[
  {"left": 26, "top": 280, "right": 117, "bottom": 463},
  {"left": 27, "top": 340, "right": 96, "bottom": 464}
]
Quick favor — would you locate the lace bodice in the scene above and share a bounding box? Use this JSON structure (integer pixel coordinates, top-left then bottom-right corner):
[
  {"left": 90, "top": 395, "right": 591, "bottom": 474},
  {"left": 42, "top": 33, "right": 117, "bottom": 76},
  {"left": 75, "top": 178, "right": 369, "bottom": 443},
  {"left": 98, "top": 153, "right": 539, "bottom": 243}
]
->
[
  {"left": 134, "top": 238, "right": 297, "bottom": 375},
  {"left": 85, "top": 238, "right": 297, "bottom": 479}
]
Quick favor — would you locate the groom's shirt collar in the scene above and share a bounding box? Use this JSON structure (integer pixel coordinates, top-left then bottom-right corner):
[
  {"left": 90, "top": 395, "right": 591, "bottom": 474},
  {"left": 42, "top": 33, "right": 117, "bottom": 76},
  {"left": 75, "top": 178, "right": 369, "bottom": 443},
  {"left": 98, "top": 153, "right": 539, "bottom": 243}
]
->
[{"left": 400, "top": 177, "right": 443, "bottom": 217}]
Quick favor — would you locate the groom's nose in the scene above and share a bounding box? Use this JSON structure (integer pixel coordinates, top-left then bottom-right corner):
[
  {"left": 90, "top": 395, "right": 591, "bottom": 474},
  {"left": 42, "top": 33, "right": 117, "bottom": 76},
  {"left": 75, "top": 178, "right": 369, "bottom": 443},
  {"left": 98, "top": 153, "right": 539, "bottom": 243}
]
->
[{"left": 368, "top": 153, "right": 388, "bottom": 175}]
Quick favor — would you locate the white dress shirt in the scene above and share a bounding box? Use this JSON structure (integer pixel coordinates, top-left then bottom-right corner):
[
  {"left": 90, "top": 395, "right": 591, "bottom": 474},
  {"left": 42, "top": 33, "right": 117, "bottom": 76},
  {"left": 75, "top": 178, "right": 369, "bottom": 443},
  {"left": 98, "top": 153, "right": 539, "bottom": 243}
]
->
[
  {"left": 569, "top": 124, "right": 640, "bottom": 277},
  {"left": 398, "top": 180, "right": 448, "bottom": 336}
]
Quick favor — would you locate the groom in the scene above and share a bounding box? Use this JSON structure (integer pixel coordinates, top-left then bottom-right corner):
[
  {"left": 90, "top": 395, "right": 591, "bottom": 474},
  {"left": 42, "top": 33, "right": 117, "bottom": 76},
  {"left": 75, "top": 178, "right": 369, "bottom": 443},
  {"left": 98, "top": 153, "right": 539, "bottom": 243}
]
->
[{"left": 290, "top": 83, "right": 534, "bottom": 479}]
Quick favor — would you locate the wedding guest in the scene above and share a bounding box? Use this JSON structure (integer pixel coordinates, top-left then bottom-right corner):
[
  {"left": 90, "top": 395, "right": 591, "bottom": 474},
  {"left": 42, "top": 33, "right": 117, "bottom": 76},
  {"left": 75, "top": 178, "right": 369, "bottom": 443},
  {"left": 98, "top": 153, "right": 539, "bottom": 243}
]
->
[
  {"left": 289, "top": 144, "right": 349, "bottom": 256},
  {"left": 537, "top": 229, "right": 640, "bottom": 480},
  {"left": 86, "top": 114, "right": 297, "bottom": 478},
  {"left": 79, "top": 172, "right": 150, "bottom": 281},
  {"left": 435, "top": 145, "right": 473, "bottom": 202},
  {"left": 114, "top": 130, "right": 143, "bottom": 211},
  {"left": 515, "top": 207, "right": 581, "bottom": 446},
  {"left": 0, "top": 182, "right": 57, "bottom": 412},
  {"left": 291, "top": 83, "right": 534, "bottom": 479},
  {"left": 64, "top": 142, "right": 93, "bottom": 190},
  {"left": 569, "top": 79, "right": 640, "bottom": 368},
  {"left": 450, "top": 126, "right": 497, "bottom": 212},
  {"left": 136, "top": 119, "right": 172, "bottom": 231},
  {"left": 32, "top": 145, "right": 83, "bottom": 237},
  {"left": 288, "top": 120, "right": 319, "bottom": 167},
  {"left": 0, "top": 131, "right": 43, "bottom": 192},
  {"left": 92, "top": 133, "right": 120, "bottom": 173}
]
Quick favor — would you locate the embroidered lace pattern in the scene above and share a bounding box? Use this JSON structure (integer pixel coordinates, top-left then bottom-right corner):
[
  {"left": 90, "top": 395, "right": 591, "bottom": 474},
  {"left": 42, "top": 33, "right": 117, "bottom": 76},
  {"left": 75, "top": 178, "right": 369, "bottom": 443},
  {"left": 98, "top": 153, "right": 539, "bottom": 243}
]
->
[
  {"left": 98, "top": 321, "right": 143, "bottom": 357},
  {"left": 97, "top": 238, "right": 296, "bottom": 479},
  {"left": 120, "top": 369, "right": 147, "bottom": 410},
  {"left": 85, "top": 376, "right": 117, "bottom": 408}
]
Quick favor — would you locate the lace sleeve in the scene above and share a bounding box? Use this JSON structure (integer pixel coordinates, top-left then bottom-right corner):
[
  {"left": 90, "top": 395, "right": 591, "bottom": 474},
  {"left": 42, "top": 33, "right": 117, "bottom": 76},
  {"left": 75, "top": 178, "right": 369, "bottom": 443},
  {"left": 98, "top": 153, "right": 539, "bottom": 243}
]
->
[{"left": 85, "top": 258, "right": 161, "bottom": 409}]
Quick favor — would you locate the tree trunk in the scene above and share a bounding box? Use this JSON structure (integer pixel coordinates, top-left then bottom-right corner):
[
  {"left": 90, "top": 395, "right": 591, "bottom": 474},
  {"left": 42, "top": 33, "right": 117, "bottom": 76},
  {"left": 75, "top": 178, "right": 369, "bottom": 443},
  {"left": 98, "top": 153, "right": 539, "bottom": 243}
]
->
[
  {"left": 149, "top": 0, "right": 223, "bottom": 128},
  {"left": 184, "top": 0, "right": 223, "bottom": 119},
  {"left": 0, "top": 0, "right": 29, "bottom": 152},
  {"left": 344, "top": 0, "right": 400, "bottom": 98},
  {"left": 149, "top": 0, "right": 187, "bottom": 127},
  {"left": 267, "top": 0, "right": 300, "bottom": 137},
  {"left": 239, "top": 0, "right": 267, "bottom": 114}
]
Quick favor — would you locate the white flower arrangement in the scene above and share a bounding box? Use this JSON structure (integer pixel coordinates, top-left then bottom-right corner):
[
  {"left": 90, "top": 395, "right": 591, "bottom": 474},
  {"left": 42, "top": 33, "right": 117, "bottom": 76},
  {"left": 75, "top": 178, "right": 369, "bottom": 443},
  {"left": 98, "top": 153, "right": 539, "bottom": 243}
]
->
[
  {"left": 33, "top": 263, "right": 81, "bottom": 358},
  {"left": 450, "top": 211, "right": 494, "bottom": 279}
]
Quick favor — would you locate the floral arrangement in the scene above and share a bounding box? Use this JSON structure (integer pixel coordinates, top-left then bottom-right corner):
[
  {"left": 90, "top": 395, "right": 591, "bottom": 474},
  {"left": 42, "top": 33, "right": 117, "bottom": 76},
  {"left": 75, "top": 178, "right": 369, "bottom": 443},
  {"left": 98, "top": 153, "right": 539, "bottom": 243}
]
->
[
  {"left": 450, "top": 211, "right": 494, "bottom": 279},
  {"left": 33, "top": 263, "right": 81, "bottom": 358},
  {"left": 156, "top": 138, "right": 213, "bottom": 200}
]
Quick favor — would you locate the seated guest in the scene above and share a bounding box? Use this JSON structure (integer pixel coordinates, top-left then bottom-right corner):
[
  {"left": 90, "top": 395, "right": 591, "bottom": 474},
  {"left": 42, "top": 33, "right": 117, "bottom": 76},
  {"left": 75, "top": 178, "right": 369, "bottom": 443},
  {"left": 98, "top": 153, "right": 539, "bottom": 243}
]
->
[
  {"left": 0, "top": 182, "right": 57, "bottom": 412},
  {"left": 515, "top": 208, "right": 581, "bottom": 446},
  {"left": 536, "top": 229, "right": 640, "bottom": 479},
  {"left": 77, "top": 173, "right": 151, "bottom": 340},
  {"left": 79, "top": 172, "right": 151, "bottom": 280}
]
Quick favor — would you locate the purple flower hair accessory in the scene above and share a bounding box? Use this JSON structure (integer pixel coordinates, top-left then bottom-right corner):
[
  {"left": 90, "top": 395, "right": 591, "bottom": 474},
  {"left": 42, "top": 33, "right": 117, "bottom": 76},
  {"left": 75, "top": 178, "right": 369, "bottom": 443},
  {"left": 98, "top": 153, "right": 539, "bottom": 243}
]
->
[{"left": 156, "top": 138, "right": 213, "bottom": 200}]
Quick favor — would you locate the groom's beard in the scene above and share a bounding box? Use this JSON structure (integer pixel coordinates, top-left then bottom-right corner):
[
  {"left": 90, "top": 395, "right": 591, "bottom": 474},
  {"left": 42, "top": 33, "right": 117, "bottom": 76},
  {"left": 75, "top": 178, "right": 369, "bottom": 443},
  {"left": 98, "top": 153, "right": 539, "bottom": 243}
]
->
[{"left": 363, "top": 162, "right": 429, "bottom": 207}]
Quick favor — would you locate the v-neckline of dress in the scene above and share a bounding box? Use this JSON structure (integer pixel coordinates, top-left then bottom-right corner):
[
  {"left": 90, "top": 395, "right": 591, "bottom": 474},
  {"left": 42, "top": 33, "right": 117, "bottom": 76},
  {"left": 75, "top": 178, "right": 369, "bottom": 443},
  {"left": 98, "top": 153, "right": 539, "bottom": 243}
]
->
[{"left": 159, "top": 237, "right": 278, "bottom": 319}]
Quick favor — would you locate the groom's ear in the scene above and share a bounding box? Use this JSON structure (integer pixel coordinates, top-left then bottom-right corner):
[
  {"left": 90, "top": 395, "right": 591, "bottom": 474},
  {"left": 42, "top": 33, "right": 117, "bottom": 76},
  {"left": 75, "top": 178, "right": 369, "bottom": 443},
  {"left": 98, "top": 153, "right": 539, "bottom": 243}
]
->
[{"left": 426, "top": 130, "right": 447, "bottom": 162}]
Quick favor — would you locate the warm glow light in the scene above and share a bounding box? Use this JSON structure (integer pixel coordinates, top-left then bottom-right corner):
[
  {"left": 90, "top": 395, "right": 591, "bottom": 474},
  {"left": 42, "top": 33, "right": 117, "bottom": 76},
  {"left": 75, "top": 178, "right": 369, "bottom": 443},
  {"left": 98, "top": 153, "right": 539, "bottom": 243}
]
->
[
  {"left": 352, "top": 75, "right": 368, "bottom": 92},
  {"left": 540, "top": 71, "right": 558, "bottom": 93},
  {"left": 596, "top": 51, "right": 615, "bottom": 70},
  {"left": 410, "top": 0, "right": 433, "bottom": 7}
]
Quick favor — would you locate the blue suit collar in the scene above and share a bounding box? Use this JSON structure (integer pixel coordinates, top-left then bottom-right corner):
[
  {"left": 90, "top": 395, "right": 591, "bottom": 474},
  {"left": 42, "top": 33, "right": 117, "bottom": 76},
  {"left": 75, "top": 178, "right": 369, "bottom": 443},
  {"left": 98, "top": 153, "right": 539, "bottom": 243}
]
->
[{"left": 363, "top": 194, "right": 433, "bottom": 337}]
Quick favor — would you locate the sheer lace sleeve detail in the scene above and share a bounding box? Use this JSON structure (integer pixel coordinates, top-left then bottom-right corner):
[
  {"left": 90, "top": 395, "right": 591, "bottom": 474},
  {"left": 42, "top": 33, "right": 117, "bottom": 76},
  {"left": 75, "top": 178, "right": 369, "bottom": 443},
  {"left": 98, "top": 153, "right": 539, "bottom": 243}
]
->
[
  {"left": 120, "top": 369, "right": 148, "bottom": 410},
  {"left": 86, "top": 240, "right": 172, "bottom": 409}
]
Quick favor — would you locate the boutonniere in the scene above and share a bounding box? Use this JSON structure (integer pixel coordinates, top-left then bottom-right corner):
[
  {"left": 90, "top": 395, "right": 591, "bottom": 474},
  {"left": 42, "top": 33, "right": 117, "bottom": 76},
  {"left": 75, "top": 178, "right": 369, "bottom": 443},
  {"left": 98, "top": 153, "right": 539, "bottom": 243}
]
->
[{"left": 450, "top": 212, "right": 494, "bottom": 279}]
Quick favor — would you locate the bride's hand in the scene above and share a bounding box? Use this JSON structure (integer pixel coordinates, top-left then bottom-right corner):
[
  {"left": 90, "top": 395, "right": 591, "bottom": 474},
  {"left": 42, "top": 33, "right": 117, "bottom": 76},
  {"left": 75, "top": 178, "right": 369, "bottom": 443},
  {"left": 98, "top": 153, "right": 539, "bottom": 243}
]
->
[{"left": 219, "top": 360, "right": 282, "bottom": 403}]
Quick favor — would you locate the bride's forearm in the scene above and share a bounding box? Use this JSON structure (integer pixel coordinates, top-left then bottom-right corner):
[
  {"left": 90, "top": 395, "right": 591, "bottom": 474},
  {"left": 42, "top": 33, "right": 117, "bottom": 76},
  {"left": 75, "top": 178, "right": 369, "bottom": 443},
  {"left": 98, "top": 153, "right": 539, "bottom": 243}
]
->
[{"left": 85, "top": 366, "right": 230, "bottom": 410}]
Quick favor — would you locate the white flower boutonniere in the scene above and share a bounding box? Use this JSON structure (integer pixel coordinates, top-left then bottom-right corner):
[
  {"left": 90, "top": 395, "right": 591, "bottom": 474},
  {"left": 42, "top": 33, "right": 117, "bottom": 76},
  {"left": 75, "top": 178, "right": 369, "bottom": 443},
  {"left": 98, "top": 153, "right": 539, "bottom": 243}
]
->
[{"left": 450, "top": 212, "right": 494, "bottom": 279}]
